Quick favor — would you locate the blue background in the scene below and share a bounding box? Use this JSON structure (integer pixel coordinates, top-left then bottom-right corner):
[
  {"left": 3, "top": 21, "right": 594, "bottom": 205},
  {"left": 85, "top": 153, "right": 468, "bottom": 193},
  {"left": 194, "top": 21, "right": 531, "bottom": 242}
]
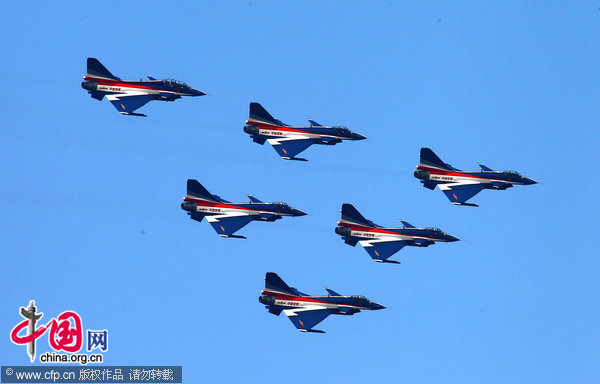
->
[{"left": 1, "top": 2, "right": 599, "bottom": 383}]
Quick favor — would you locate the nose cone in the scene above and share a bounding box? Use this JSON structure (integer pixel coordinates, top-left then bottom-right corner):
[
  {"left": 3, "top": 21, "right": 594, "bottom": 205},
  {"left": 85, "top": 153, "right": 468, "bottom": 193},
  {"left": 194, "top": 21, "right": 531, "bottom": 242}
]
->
[
  {"left": 371, "top": 302, "right": 386, "bottom": 310},
  {"left": 445, "top": 234, "right": 460, "bottom": 242},
  {"left": 352, "top": 132, "right": 367, "bottom": 140},
  {"left": 190, "top": 88, "right": 206, "bottom": 97},
  {"left": 292, "top": 208, "right": 307, "bottom": 217},
  {"left": 523, "top": 177, "right": 537, "bottom": 185}
]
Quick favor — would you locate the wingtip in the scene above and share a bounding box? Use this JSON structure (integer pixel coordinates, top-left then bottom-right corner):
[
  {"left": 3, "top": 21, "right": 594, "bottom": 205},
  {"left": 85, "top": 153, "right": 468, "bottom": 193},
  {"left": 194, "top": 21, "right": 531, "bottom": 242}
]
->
[
  {"left": 300, "top": 329, "right": 325, "bottom": 334},
  {"left": 218, "top": 234, "right": 247, "bottom": 239},
  {"left": 451, "top": 202, "right": 479, "bottom": 207},
  {"left": 375, "top": 259, "right": 401, "bottom": 264}
]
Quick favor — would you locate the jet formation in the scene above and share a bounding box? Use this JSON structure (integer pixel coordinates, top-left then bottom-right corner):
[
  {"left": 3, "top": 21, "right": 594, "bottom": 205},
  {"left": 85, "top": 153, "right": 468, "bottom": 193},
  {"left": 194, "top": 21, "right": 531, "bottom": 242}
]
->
[
  {"left": 335, "top": 203, "right": 459, "bottom": 264},
  {"left": 414, "top": 148, "right": 537, "bottom": 207},
  {"left": 81, "top": 58, "right": 205, "bottom": 116},
  {"left": 181, "top": 179, "right": 306, "bottom": 239},
  {"left": 79, "top": 55, "right": 541, "bottom": 335},
  {"left": 243, "top": 102, "right": 366, "bottom": 161},
  {"left": 259, "top": 272, "right": 384, "bottom": 333}
]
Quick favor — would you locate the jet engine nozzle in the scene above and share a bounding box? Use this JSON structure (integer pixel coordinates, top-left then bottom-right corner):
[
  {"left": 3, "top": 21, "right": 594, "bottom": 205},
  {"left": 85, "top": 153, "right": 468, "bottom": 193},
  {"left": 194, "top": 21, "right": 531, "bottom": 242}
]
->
[
  {"left": 414, "top": 170, "right": 430, "bottom": 180},
  {"left": 258, "top": 295, "right": 275, "bottom": 305},
  {"left": 180, "top": 201, "right": 197, "bottom": 212},
  {"left": 335, "top": 226, "right": 352, "bottom": 237},
  {"left": 244, "top": 125, "right": 259, "bottom": 135},
  {"left": 81, "top": 81, "right": 98, "bottom": 91}
]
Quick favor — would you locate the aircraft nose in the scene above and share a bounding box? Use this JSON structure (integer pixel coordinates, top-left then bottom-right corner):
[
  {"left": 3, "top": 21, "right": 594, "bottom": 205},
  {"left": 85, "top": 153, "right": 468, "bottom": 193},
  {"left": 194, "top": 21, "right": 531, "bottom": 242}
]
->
[
  {"left": 353, "top": 132, "right": 367, "bottom": 140},
  {"left": 292, "top": 209, "right": 307, "bottom": 217},
  {"left": 191, "top": 88, "right": 206, "bottom": 96},
  {"left": 372, "top": 302, "right": 386, "bottom": 310},
  {"left": 523, "top": 177, "right": 537, "bottom": 185},
  {"left": 446, "top": 234, "right": 460, "bottom": 242}
]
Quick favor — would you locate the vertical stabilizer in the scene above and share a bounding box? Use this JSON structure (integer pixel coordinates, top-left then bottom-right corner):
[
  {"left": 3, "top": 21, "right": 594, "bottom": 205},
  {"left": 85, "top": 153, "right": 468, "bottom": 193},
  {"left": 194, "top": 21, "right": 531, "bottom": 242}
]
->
[
  {"left": 186, "top": 179, "right": 220, "bottom": 202},
  {"left": 265, "top": 272, "right": 296, "bottom": 295},
  {"left": 340, "top": 204, "right": 378, "bottom": 227},
  {"left": 419, "top": 148, "right": 457, "bottom": 171},
  {"left": 87, "top": 58, "right": 120, "bottom": 80},
  {"left": 249, "top": 102, "right": 286, "bottom": 125}
]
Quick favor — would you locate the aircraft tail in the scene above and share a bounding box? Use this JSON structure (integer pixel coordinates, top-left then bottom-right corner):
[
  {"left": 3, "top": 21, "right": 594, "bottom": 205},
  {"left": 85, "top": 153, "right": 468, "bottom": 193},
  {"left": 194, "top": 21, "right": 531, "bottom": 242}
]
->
[
  {"left": 186, "top": 179, "right": 220, "bottom": 202},
  {"left": 419, "top": 148, "right": 456, "bottom": 171},
  {"left": 265, "top": 272, "right": 297, "bottom": 296},
  {"left": 249, "top": 102, "right": 284, "bottom": 125},
  {"left": 341, "top": 204, "right": 377, "bottom": 227},
  {"left": 87, "top": 58, "right": 120, "bottom": 80}
]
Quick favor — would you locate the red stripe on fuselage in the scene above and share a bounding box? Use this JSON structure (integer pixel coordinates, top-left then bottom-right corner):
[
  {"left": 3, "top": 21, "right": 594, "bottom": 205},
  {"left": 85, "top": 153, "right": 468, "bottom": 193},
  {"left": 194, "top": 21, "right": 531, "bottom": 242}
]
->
[
  {"left": 337, "top": 221, "right": 411, "bottom": 236},
  {"left": 84, "top": 76, "right": 156, "bottom": 90},
  {"left": 262, "top": 289, "right": 359, "bottom": 307},
  {"left": 417, "top": 165, "right": 496, "bottom": 180},
  {"left": 262, "top": 290, "right": 330, "bottom": 305},
  {"left": 85, "top": 75, "right": 185, "bottom": 94},
  {"left": 184, "top": 196, "right": 269, "bottom": 213}
]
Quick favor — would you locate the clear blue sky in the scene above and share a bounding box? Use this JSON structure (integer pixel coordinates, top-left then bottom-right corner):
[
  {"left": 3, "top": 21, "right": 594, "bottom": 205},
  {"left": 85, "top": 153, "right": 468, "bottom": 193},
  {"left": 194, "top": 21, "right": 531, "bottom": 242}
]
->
[{"left": 1, "top": 2, "right": 599, "bottom": 383}]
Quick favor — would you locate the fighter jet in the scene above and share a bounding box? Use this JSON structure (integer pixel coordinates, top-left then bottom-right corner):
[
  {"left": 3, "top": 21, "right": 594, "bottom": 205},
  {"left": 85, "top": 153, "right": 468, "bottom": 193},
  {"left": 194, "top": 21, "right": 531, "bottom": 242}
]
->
[
  {"left": 81, "top": 58, "right": 205, "bottom": 116},
  {"left": 414, "top": 148, "right": 537, "bottom": 207},
  {"left": 181, "top": 179, "right": 306, "bottom": 238},
  {"left": 335, "top": 203, "right": 459, "bottom": 264},
  {"left": 243, "top": 102, "right": 366, "bottom": 161},
  {"left": 259, "top": 272, "right": 385, "bottom": 333}
]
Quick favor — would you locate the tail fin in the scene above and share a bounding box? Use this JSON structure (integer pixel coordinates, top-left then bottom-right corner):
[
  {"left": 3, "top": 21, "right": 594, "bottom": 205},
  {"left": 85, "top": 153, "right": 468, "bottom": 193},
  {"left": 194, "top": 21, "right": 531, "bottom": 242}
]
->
[
  {"left": 186, "top": 179, "right": 220, "bottom": 202},
  {"left": 265, "top": 272, "right": 296, "bottom": 295},
  {"left": 419, "top": 148, "right": 457, "bottom": 171},
  {"left": 341, "top": 204, "right": 378, "bottom": 227},
  {"left": 249, "top": 102, "right": 286, "bottom": 126},
  {"left": 87, "top": 58, "right": 120, "bottom": 80}
]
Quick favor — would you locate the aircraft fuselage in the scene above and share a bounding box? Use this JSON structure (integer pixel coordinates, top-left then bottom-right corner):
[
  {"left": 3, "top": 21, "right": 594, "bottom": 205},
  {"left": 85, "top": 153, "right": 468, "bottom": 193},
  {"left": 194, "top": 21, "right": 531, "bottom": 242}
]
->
[
  {"left": 244, "top": 119, "right": 365, "bottom": 143},
  {"left": 260, "top": 289, "right": 383, "bottom": 313},
  {"left": 181, "top": 196, "right": 304, "bottom": 218},
  {"left": 336, "top": 220, "right": 457, "bottom": 245},
  {"left": 82, "top": 75, "right": 203, "bottom": 100},
  {"left": 415, "top": 164, "right": 536, "bottom": 188}
]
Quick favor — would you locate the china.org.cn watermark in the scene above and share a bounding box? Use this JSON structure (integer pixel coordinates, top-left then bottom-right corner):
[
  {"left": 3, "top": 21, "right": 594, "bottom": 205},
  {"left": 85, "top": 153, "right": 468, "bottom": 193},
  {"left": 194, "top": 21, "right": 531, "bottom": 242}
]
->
[{"left": 10, "top": 301, "right": 108, "bottom": 365}]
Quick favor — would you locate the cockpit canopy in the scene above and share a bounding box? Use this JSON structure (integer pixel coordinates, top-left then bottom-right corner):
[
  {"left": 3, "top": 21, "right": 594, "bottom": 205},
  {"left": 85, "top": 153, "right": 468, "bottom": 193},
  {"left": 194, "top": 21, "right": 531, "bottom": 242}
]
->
[
  {"left": 504, "top": 170, "right": 521, "bottom": 177},
  {"left": 275, "top": 202, "right": 290, "bottom": 210},
  {"left": 426, "top": 227, "right": 444, "bottom": 235},
  {"left": 334, "top": 126, "right": 350, "bottom": 133},
  {"left": 163, "top": 79, "right": 191, "bottom": 90},
  {"left": 351, "top": 295, "right": 369, "bottom": 303}
]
